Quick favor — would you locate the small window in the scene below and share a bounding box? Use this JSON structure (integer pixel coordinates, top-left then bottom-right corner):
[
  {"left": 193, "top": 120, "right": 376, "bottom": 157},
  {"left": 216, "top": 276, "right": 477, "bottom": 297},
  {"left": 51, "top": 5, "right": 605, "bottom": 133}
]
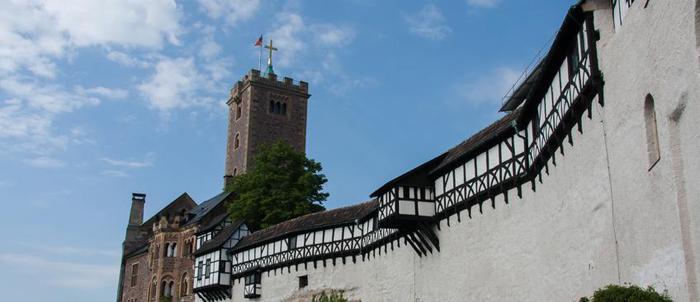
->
[
  {"left": 163, "top": 243, "right": 169, "bottom": 258},
  {"left": 275, "top": 102, "right": 281, "bottom": 114},
  {"left": 269, "top": 100, "right": 275, "bottom": 113},
  {"left": 234, "top": 133, "right": 240, "bottom": 149},
  {"left": 644, "top": 94, "right": 661, "bottom": 170},
  {"left": 197, "top": 261, "right": 203, "bottom": 280},
  {"left": 298, "top": 275, "right": 308, "bottom": 289},
  {"left": 233, "top": 168, "right": 238, "bottom": 176},
  {"left": 205, "top": 259, "right": 211, "bottom": 278},
  {"left": 236, "top": 103, "right": 242, "bottom": 120},
  {"left": 282, "top": 103, "right": 287, "bottom": 115},
  {"left": 130, "top": 263, "right": 139, "bottom": 287}
]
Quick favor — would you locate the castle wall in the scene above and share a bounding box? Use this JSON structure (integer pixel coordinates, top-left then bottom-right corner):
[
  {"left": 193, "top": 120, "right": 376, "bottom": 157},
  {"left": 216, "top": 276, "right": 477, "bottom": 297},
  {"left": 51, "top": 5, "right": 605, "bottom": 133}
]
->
[
  {"left": 594, "top": 1, "right": 700, "bottom": 300},
  {"left": 223, "top": 97, "right": 621, "bottom": 302}
]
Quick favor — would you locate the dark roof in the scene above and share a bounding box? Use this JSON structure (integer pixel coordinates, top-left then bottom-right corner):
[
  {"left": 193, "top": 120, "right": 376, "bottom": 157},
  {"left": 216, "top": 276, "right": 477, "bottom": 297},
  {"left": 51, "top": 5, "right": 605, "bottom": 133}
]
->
[
  {"left": 232, "top": 200, "right": 378, "bottom": 251},
  {"left": 185, "top": 191, "right": 232, "bottom": 226},
  {"left": 370, "top": 153, "right": 446, "bottom": 197},
  {"left": 194, "top": 220, "right": 245, "bottom": 256},
  {"left": 431, "top": 109, "right": 521, "bottom": 175},
  {"left": 196, "top": 212, "right": 229, "bottom": 235},
  {"left": 124, "top": 243, "right": 149, "bottom": 258},
  {"left": 142, "top": 192, "right": 197, "bottom": 227}
]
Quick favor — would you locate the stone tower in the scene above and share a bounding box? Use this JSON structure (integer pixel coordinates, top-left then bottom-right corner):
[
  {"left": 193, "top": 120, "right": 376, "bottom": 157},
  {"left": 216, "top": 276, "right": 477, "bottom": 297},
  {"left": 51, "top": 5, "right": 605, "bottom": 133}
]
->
[{"left": 224, "top": 69, "right": 310, "bottom": 186}]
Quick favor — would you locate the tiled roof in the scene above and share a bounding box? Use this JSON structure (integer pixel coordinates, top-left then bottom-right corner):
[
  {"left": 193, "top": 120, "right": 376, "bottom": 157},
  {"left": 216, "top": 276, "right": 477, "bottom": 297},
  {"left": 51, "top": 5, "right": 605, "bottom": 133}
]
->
[{"left": 232, "top": 200, "right": 378, "bottom": 251}]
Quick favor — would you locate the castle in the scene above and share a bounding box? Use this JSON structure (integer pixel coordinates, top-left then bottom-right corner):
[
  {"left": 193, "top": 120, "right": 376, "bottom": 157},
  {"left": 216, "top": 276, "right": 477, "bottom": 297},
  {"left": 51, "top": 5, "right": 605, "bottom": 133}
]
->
[{"left": 117, "top": 1, "right": 700, "bottom": 301}]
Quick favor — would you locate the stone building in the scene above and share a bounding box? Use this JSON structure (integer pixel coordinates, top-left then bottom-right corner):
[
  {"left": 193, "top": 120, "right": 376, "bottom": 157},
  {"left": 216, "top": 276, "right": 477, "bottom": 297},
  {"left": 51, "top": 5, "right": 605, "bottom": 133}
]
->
[
  {"left": 121, "top": 0, "right": 700, "bottom": 301},
  {"left": 117, "top": 68, "right": 310, "bottom": 302}
]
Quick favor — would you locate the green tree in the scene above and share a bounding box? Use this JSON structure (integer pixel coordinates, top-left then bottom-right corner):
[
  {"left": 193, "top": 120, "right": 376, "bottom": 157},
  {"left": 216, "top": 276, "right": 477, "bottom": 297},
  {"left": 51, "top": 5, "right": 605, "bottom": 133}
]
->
[
  {"left": 226, "top": 141, "right": 328, "bottom": 229},
  {"left": 579, "top": 284, "right": 673, "bottom": 302}
]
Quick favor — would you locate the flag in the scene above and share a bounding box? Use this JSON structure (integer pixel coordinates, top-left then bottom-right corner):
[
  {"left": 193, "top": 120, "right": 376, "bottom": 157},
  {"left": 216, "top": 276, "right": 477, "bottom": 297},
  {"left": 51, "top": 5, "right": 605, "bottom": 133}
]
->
[{"left": 254, "top": 35, "right": 263, "bottom": 46}]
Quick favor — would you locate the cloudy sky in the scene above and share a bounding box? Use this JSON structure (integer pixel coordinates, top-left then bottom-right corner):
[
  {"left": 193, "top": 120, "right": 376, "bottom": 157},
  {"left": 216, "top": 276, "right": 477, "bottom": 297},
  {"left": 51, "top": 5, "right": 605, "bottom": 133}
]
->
[{"left": 0, "top": 0, "right": 572, "bottom": 300}]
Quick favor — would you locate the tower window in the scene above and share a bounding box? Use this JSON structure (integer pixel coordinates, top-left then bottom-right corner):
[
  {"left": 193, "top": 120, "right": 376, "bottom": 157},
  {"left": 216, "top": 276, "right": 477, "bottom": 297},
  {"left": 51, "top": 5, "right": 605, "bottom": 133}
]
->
[
  {"left": 644, "top": 94, "right": 661, "bottom": 170},
  {"left": 234, "top": 133, "right": 240, "bottom": 149},
  {"left": 269, "top": 100, "right": 288, "bottom": 116},
  {"left": 236, "top": 103, "right": 242, "bottom": 120}
]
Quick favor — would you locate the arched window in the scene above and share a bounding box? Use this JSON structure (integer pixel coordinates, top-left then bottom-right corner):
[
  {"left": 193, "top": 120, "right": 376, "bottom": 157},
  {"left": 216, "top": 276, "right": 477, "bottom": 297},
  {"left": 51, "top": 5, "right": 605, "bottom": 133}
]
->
[
  {"left": 275, "top": 102, "right": 281, "bottom": 114},
  {"left": 233, "top": 168, "right": 237, "bottom": 176},
  {"left": 269, "top": 100, "right": 275, "bottom": 113},
  {"left": 234, "top": 133, "right": 240, "bottom": 149},
  {"left": 180, "top": 273, "right": 189, "bottom": 296},
  {"left": 170, "top": 243, "right": 177, "bottom": 257},
  {"left": 163, "top": 243, "right": 169, "bottom": 258},
  {"left": 161, "top": 279, "right": 174, "bottom": 297},
  {"left": 644, "top": 94, "right": 661, "bottom": 170},
  {"left": 236, "top": 103, "right": 242, "bottom": 119},
  {"left": 282, "top": 103, "right": 287, "bottom": 115}
]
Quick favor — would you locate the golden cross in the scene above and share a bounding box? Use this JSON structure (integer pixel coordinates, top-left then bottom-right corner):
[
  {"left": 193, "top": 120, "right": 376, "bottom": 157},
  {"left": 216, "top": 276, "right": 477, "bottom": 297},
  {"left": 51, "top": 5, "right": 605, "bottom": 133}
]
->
[{"left": 264, "top": 39, "right": 278, "bottom": 71}]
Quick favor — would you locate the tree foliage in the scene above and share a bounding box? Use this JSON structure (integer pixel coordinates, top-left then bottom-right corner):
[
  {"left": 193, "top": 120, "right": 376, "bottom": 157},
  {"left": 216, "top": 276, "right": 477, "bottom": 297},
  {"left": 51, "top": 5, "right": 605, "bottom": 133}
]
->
[
  {"left": 579, "top": 284, "right": 673, "bottom": 302},
  {"left": 226, "top": 142, "right": 328, "bottom": 229},
  {"left": 312, "top": 290, "right": 349, "bottom": 302}
]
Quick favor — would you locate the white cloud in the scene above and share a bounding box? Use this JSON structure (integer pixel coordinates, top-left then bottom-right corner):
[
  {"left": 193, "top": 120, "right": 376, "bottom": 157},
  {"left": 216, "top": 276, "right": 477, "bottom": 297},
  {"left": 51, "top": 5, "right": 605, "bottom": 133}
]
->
[
  {"left": 138, "top": 57, "right": 210, "bottom": 111},
  {"left": 106, "top": 51, "right": 151, "bottom": 68},
  {"left": 23, "top": 156, "right": 65, "bottom": 168},
  {"left": 75, "top": 86, "right": 128, "bottom": 99},
  {"left": 467, "top": 0, "right": 501, "bottom": 9},
  {"left": 198, "top": 0, "right": 260, "bottom": 26},
  {"left": 268, "top": 12, "right": 307, "bottom": 68},
  {"left": 405, "top": 4, "right": 452, "bottom": 41},
  {"left": 457, "top": 67, "right": 522, "bottom": 105},
  {"left": 0, "top": 0, "right": 181, "bottom": 78},
  {"left": 0, "top": 253, "right": 118, "bottom": 289},
  {"left": 310, "top": 24, "right": 356, "bottom": 48},
  {"left": 0, "top": 78, "right": 107, "bottom": 159},
  {"left": 102, "top": 157, "right": 152, "bottom": 168}
]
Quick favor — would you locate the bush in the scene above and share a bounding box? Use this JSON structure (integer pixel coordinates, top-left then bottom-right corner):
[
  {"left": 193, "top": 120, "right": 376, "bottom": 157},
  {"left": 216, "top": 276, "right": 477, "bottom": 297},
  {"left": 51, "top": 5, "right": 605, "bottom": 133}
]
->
[
  {"left": 579, "top": 284, "right": 672, "bottom": 302},
  {"left": 312, "top": 290, "right": 348, "bottom": 302}
]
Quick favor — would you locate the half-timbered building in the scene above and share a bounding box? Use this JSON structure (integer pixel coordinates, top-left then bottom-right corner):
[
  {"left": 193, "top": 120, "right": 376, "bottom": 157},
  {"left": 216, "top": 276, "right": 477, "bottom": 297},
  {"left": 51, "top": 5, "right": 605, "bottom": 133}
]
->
[{"left": 121, "top": 0, "right": 700, "bottom": 301}]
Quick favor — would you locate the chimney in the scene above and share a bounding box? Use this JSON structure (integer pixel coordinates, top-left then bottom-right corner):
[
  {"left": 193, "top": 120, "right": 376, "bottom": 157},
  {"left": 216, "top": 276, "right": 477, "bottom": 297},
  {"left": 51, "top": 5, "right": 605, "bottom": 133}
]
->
[{"left": 129, "top": 193, "right": 146, "bottom": 226}]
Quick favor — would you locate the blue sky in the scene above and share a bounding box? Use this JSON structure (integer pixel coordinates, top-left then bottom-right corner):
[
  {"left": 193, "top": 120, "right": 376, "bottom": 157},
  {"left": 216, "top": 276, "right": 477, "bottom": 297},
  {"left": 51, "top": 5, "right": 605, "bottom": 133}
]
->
[{"left": 0, "top": 0, "right": 573, "bottom": 301}]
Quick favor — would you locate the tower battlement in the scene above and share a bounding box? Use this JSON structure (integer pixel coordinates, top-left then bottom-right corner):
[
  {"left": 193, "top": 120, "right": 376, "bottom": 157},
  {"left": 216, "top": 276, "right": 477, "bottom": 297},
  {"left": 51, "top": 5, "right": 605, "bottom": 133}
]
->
[{"left": 229, "top": 69, "right": 308, "bottom": 104}]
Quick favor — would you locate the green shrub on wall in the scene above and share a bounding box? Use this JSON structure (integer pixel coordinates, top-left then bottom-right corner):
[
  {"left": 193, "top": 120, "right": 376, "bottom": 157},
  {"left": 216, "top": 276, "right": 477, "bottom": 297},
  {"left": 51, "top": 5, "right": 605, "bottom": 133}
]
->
[
  {"left": 579, "top": 284, "right": 673, "bottom": 302},
  {"left": 312, "top": 290, "right": 349, "bottom": 302}
]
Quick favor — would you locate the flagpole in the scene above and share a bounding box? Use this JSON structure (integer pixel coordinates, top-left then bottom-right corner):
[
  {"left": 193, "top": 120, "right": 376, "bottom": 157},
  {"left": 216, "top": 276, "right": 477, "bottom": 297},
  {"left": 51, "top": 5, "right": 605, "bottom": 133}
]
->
[{"left": 258, "top": 43, "right": 262, "bottom": 72}]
